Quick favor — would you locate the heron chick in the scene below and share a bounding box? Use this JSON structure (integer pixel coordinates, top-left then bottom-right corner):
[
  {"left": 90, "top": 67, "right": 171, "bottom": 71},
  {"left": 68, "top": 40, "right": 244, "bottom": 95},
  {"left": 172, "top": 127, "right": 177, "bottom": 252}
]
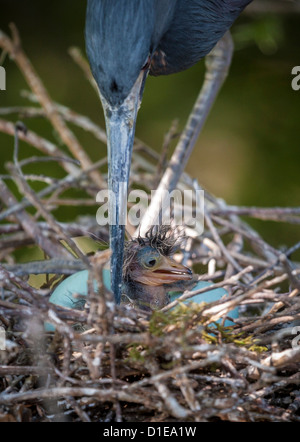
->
[
  {"left": 48, "top": 226, "right": 193, "bottom": 317},
  {"left": 122, "top": 226, "right": 193, "bottom": 311}
]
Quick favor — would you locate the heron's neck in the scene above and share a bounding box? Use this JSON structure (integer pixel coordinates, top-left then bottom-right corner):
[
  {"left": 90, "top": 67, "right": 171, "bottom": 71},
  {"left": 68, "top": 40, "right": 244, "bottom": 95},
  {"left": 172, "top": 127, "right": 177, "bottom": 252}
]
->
[{"left": 123, "top": 278, "right": 169, "bottom": 311}]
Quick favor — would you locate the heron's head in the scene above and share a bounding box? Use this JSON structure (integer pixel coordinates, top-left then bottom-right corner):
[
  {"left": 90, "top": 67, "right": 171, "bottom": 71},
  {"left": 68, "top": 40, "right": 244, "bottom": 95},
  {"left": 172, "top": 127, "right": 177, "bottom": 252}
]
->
[{"left": 85, "top": 0, "right": 176, "bottom": 106}]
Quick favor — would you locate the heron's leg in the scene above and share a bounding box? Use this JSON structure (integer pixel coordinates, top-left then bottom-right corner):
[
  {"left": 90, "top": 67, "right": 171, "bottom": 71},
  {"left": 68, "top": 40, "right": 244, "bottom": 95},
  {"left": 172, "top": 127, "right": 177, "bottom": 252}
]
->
[{"left": 139, "top": 32, "right": 234, "bottom": 235}]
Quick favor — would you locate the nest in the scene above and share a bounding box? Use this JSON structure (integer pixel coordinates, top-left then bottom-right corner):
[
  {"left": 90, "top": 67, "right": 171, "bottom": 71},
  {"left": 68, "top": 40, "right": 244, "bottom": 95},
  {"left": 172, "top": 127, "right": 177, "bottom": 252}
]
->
[{"left": 0, "top": 25, "right": 300, "bottom": 422}]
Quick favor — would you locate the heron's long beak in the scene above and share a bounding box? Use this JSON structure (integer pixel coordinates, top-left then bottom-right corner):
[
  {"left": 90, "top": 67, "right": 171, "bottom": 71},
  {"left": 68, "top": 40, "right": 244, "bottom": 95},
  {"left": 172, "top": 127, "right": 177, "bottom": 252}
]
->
[{"left": 101, "top": 70, "right": 148, "bottom": 304}]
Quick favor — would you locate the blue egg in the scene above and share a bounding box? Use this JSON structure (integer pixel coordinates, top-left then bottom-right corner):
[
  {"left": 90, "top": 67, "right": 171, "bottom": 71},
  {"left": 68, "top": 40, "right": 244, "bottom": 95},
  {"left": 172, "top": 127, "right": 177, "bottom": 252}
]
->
[
  {"left": 170, "top": 281, "right": 239, "bottom": 326},
  {"left": 45, "top": 270, "right": 92, "bottom": 332},
  {"left": 45, "top": 271, "right": 238, "bottom": 330}
]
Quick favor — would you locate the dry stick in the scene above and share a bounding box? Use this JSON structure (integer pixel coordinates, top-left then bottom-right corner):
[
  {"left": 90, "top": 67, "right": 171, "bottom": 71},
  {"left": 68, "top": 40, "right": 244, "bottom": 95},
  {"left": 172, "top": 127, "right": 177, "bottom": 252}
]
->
[
  {"left": 286, "top": 241, "right": 300, "bottom": 259},
  {"left": 201, "top": 271, "right": 292, "bottom": 325},
  {"left": 0, "top": 366, "right": 55, "bottom": 376},
  {"left": 161, "top": 265, "right": 253, "bottom": 312},
  {"left": 26, "top": 316, "right": 60, "bottom": 419},
  {"left": 139, "top": 32, "right": 234, "bottom": 235},
  {"left": 245, "top": 313, "right": 300, "bottom": 337},
  {"left": 0, "top": 105, "right": 46, "bottom": 118},
  {"left": 3, "top": 260, "right": 85, "bottom": 276},
  {"left": 279, "top": 253, "right": 300, "bottom": 291},
  {"left": 262, "top": 346, "right": 300, "bottom": 369},
  {"left": 196, "top": 183, "right": 280, "bottom": 264},
  {"left": 54, "top": 103, "right": 108, "bottom": 143},
  {"left": 0, "top": 387, "right": 162, "bottom": 410},
  {"left": 131, "top": 344, "right": 273, "bottom": 388},
  {"left": 0, "top": 103, "right": 109, "bottom": 195},
  {"left": 228, "top": 251, "right": 285, "bottom": 275},
  {"left": 0, "top": 156, "right": 106, "bottom": 224},
  {"left": 177, "top": 373, "right": 200, "bottom": 412},
  {"left": 69, "top": 47, "right": 99, "bottom": 94},
  {"left": 0, "top": 178, "right": 65, "bottom": 258},
  {"left": 18, "top": 90, "right": 151, "bottom": 174},
  {"left": 204, "top": 210, "right": 248, "bottom": 279},
  {"left": 0, "top": 222, "right": 107, "bottom": 259},
  {"left": 224, "top": 233, "right": 244, "bottom": 283},
  {"left": 0, "top": 296, "right": 89, "bottom": 327},
  {"left": 21, "top": 89, "right": 155, "bottom": 178},
  {"left": 267, "top": 288, "right": 299, "bottom": 316},
  {"left": 10, "top": 219, "right": 107, "bottom": 240},
  {"left": 19, "top": 90, "right": 108, "bottom": 145},
  {"left": 0, "top": 24, "right": 105, "bottom": 189},
  {"left": 3, "top": 173, "right": 56, "bottom": 186},
  {"left": 110, "top": 342, "right": 123, "bottom": 422},
  {"left": 9, "top": 125, "right": 90, "bottom": 266},
  {"left": 0, "top": 264, "right": 41, "bottom": 298},
  {"left": 249, "top": 373, "right": 300, "bottom": 408},
  {"left": 211, "top": 214, "right": 281, "bottom": 264},
  {"left": 41, "top": 198, "right": 97, "bottom": 208},
  {"left": 59, "top": 335, "right": 73, "bottom": 389},
  {"left": 0, "top": 234, "right": 34, "bottom": 255},
  {"left": 65, "top": 396, "right": 91, "bottom": 423},
  {"left": 155, "top": 119, "right": 179, "bottom": 186},
  {"left": 0, "top": 118, "right": 80, "bottom": 176},
  {"left": 234, "top": 303, "right": 300, "bottom": 336},
  {"left": 85, "top": 253, "right": 116, "bottom": 386},
  {"left": 145, "top": 359, "right": 190, "bottom": 419},
  {"left": 9, "top": 164, "right": 89, "bottom": 265},
  {"left": 0, "top": 298, "right": 35, "bottom": 313},
  {"left": 211, "top": 205, "right": 300, "bottom": 222}
]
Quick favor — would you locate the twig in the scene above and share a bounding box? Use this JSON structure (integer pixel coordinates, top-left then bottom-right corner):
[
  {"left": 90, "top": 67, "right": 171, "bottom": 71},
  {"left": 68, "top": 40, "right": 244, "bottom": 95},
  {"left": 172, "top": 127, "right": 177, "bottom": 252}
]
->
[
  {"left": 9, "top": 124, "right": 90, "bottom": 266},
  {"left": 0, "top": 24, "right": 105, "bottom": 188},
  {"left": 0, "top": 178, "right": 66, "bottom": 258}
]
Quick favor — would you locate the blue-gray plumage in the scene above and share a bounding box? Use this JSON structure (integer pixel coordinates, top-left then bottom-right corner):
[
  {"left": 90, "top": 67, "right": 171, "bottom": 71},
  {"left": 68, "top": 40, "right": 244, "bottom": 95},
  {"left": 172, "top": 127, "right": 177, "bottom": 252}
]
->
[
  {"left": 151, "top": 0, "right": 252, "bottom": 75},
  {"left": 85, "top": 0, "right": 252, "bottom": 304}
]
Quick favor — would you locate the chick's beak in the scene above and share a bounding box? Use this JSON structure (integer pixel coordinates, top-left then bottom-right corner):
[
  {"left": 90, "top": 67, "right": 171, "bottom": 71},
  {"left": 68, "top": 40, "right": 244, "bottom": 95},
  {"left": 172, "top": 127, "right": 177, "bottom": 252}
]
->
[{"left": 135, "top": 256, "right": 193, "bottom": 287}]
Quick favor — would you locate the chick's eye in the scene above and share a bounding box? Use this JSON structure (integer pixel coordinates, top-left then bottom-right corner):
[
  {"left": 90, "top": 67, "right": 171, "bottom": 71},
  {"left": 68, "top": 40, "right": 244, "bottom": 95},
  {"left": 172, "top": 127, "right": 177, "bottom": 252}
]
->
[
  {"left": 146, "top": 258, "right": 156, "bottom": 268},
  {"left": 139, "top": 248, "right": 161, "bottom": 269}
]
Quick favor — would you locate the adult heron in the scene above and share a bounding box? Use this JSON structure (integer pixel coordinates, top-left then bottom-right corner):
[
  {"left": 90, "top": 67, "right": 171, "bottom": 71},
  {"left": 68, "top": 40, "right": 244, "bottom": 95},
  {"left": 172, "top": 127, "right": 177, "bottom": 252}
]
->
[{"left": 85, "top": 0, "right": 252, "bottom": 304}]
